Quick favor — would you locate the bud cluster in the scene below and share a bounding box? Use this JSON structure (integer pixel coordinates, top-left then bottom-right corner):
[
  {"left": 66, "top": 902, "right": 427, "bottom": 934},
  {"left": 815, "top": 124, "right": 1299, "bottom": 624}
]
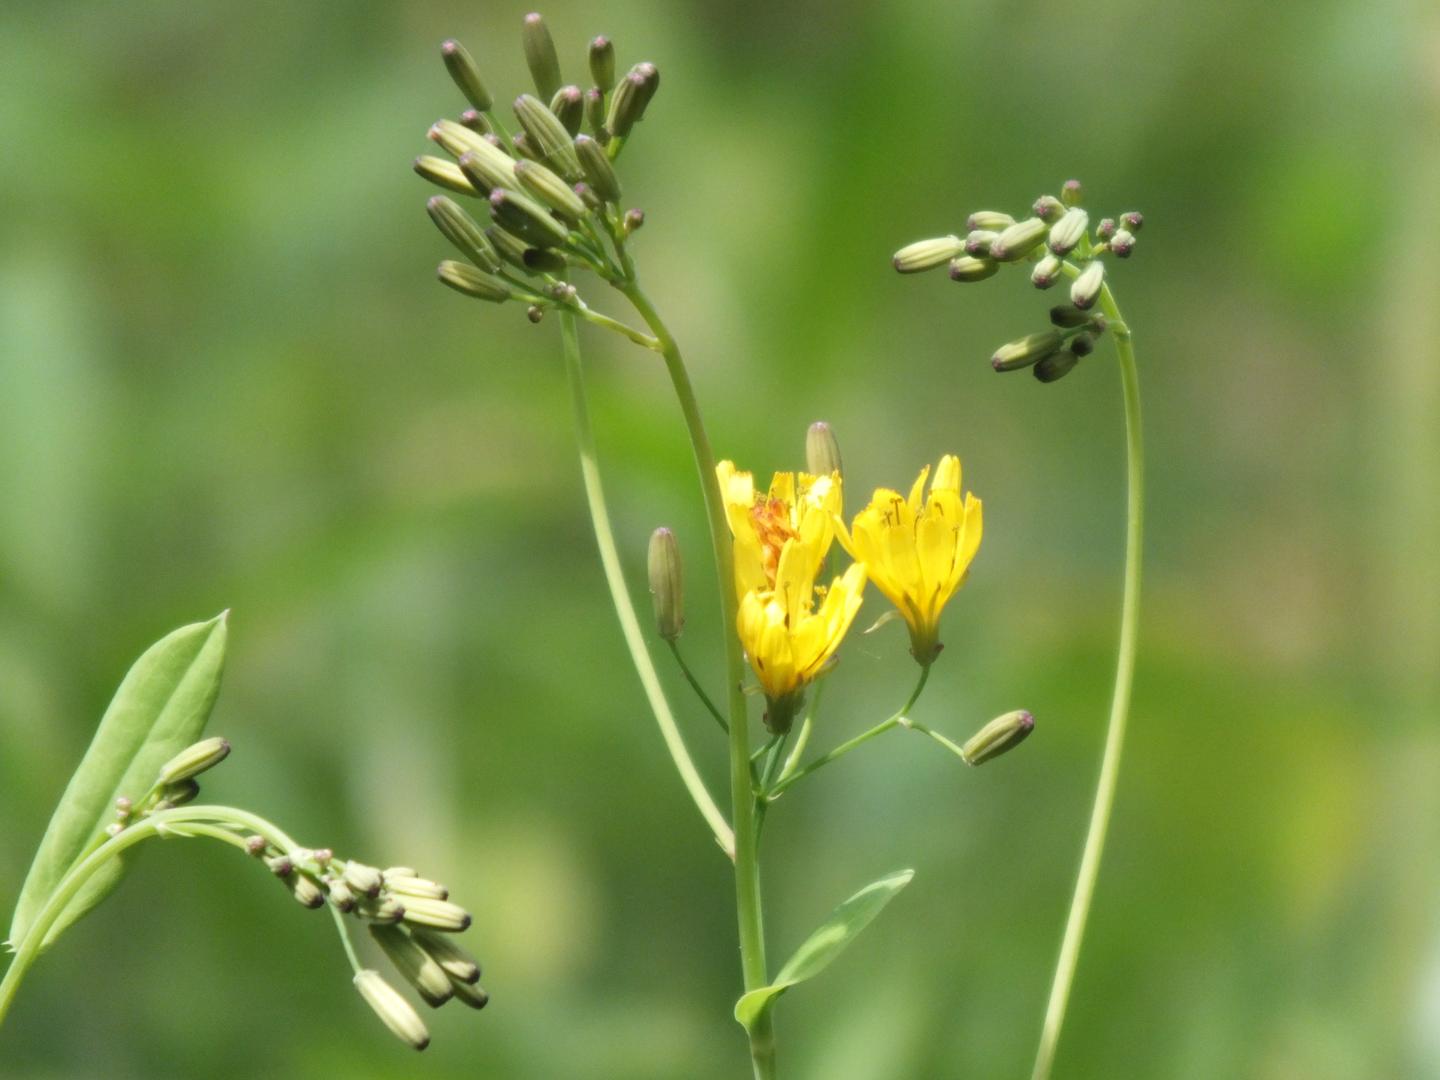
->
[{"left": 892, "top": 181, "right": 1144, "bottom": 384}]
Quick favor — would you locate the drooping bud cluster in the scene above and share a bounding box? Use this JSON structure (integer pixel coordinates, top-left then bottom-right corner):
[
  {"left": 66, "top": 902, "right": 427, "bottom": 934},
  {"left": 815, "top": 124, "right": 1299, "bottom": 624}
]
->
[
  {"left": 416, "top": 13, "right": 662, "bottom": 322},
  {"left": 892, "top": 181, "right": 1143, "bottom": 383}
]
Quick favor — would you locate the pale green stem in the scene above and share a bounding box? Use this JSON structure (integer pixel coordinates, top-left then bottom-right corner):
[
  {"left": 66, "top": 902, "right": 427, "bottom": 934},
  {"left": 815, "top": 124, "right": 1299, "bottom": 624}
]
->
[
  {"left": 1030, "top": 280, "right": 1143, "bottom": 1080},
  {"left": 557, "top": 307, "right": 735, "bottom": 858},
  {"left": 571, "top": 302, "right": 659, "bottom": 350},
  {"left": 667, "top": 640, "right": 728, "bottom": 733},
  {"left": 903, "top": 720, "right": 968, "bottom": 761}
]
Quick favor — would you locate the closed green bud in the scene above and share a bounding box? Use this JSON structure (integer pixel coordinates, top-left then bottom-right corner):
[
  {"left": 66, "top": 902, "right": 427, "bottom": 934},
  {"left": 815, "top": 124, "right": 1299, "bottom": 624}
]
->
[
  {"left": 1110, "top": 228, "right": 1136, "bottom": 258},
  {"left": 1049, "top": 304, "right": 1091, "bottom": 328},
  {"left": 647, "top": 527, "right": 684, "bottom": 642},
  {"left": 266, "top": 854, "right": 294, "bottom": 877},
  {"left": 327, "top": 878, "right": 356, "bottom": 912},
  {"left": 622, "top": 208, "right": 645, "bottom": 234},
  {"left": 287, "top": 871, "right": 325, "bottom": 909},
  {"left": 1120, "top": 211, "right": 1144, "bottom": 232},
  {"left": 511, "top": 132, "right": 539, "bottom": 162},
  {"left": 992, "top": 330, "right": 1062, "bottom": 371},
  {"left": 805, "top": 421, "right": 842, "bottom": 479},
  {"left": 1033, "top": 194, "right": 1065, "bottom": 222},
  {"left": 361, "top": 896, "right": 407, "bottom": 924},
  {"left": 960, "top": 709, "right": 1034, "bottom": 764},
  {"left": 354, "top": 969, "right": 431, "bottom": 1051},
  {"left": 459, "top": 109, "right": 491, "bottom": 134},
  {"left": 1069, "top": 332, "right": 1097, "bottom": 357},
  {"left": 965, "top": 210, "right": 1014, "bottom": 231},
  {"left": 1070, "top": 259, "right": 1105, "bottom": 310},
  {"left": 415, "top": 155, "right": 477, "bottom": 197},
  {"left": 454, "top": 144, "right": 519, "bottom": 198},
  {"left": 1061, "top": 179, "right": 1083, "bottom": 207},
  {"left": 488, "top": 188, "right": 570, "bottom": 248},
  {"left": 486, "top": 225, "right": 532, "bottom": 271},
  {"left": 550, "top": 85, "right": 584, "bottom": 137},
  {"left": 157, "top": 737, "right": 230, "bottom": 785},
  {"left": 513, "top": 158, "right": 588, "bottom": 222},
  {"left": 401, "top": 896, "right": 473, "bottom": 933},
  {"left": 521, "top": 12, "right": 562, "bottom": 100},
  {"left": 1047, "top": 207, "right": 1089, "bottom": 256},
  {"left": 438, "top": 260, "right": 512, "bottom": 303},
  {"left": 440, "top": 39, "right": 492, "bottom": 112},
  {"left": 963, "top": 229, "right": 998, "bottom": 256},
  {"left": 383, "top": 866, "right": 418, "bottom": 879},
  {"left": 1095, "top": 217, "right": 1117, "bottom": 241},
  {"left": 412, "top": 928, "right": 482, "bottom": 985},
  {"left": 523, "top": 247, "right": 568, "bottom": 273},
  {"left": 370, "top": 924, "right": 454, "bottom": 1007},
  {"left": 949, "top": 255, "right": 998, "bottom": 282},
  {"left": 1034, "top": 349, "right": 1080, "bottom": 382},
  {"left": 343, "top": 861, "right": 384, "bottom": 898},
  {"left": 988, "top": 218, "right": 1048, "bottom": 262},
  {"left": 161, "top": 778, "right": 200, "bottom": 806},
  {"left": 427, "top": 196, "right": 500, "bottom": 272},
  {"left": 606, "top": 70, "right": 648, "bottom": 139},
  {"left": 575, "top": 134, "right": 621, "bottom": 202},
  {"left": 892, "top": 235, "right": 965, "bottom": 273},
  {"left": 387, "top": 875, "right": 450, "bottom": 901},
  {"left": 513, "top": 94, "right": 582, "bottom": 179},
  {"left": 634, "top": 62, "right": 660, "bottom": 111},
  {"left": 427, "top": 117, "right": 492, "bottom": 161},
  {"left": 584, "top": 87, "right": 609, "bottom": 143},
  {"left": 589, "top": 36, "right": 616, "bottom": 91},
  {"left": 450, "top": 980, "right": 491, "bottom": 1010},
  {"left": 1031, "top": 254, "right": 1062, "bottom": 289}
]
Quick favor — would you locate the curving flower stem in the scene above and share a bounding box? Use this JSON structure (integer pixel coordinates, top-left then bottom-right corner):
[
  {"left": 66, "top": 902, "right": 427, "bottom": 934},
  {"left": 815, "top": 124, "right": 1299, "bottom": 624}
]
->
[
  {"left": 557, "top": 306, "right": 735, "bottom": 858},
  {"left": 1030, "top": 281, "right": 1143, "bottom": 1080}
]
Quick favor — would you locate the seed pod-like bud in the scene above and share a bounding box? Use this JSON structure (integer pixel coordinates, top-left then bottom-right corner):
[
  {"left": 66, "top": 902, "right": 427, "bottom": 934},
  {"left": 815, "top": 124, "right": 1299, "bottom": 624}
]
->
[
  {"left": 892, "top": 235, "right": 965, "bottom": 273},
  {"left": 1031, "top": 254, "right": 1062, "bottom": 289},
  {"left": 459, "top": 109, "right": 491, "bottom": 134},
  {"left": 1068, "top": 332, "right": 1097, "bottom": 357},
  {"left": 245, "top": 835, "right": 267, "bottom": 857},
  {"left": 427, "top": 196, "right": 501, "bottom": 273},
  {"left": 1109, "top": 229, "right": 1136, "bottom": 258},
  {"left": 488, "top": 188, "right": 571, "bottom": 248},
  {"left": 1048, "top": 304, "right": 1091, "bottom": 328},
  {"left": 157, "top": 737, "right": 230, "bottom": 785},
  {"left": 1034, "top": 350, "right": 1079, "bottom": 383},
  {"left": 992, "top": 330, "right": 1062, "bottom": 372},
  {"left": 988, "top": 218, "right": 1048, "bottom": 262},
  {"left": 327, "top": 878, "right": 356, "bottom": 913},
  {"left": 1120, "top": 211, "right": 1144, "bottom": 232},
  {"left": 438, "top": 260, "right": 512, "bottom": 303},
  {"left": 1070, "top": 260, "right": 1106, "bottom": 310},
  {"left": 427, "top": 117, "right": 493, "bottom": 161},
  {"left": 370, "top": 925, "right": 454, "bottom": 1007},
  {"left": 589, "top": 36, "right": 616, "bottom": 91},
  {"left": 513, "top": 159, "right": 588, "bottom": 222},
  {"left": 1047, "top": 207, "right": 1090, "bottom": 256},
  {"left": 584, "top": 87, "right": 609, "bottom": 143},
  {"left": 287, "top": 871, "right": 325, "bottom": 909},
  {"left": 961, "top": 710, "right": 1035, "bottom": 764},
  {"left": 115, "top": 796, "right": 133, "bottom": 820},
  {"left": 606, "top": 70, "right": 648, "bottom": 138},
  {"left": 450, "top": 980, "right": 491, "bottom": 1010},
  {"left": 161, "top": 778, "right": 200, "bottom": 806},
  {"left": 573, "top": 181, "right": 602, "bottom": 212},
  {"left": 354, "top": 970, "right": 431, "bottom": 1051},
  {"left": 523, "top": 248, "right": 568, "bottom": 274},
  {"left": 966, "top": 210, "right": 1014, "bottom": 231},
  {"left": 361, "top": 896, "right": 407, "bottom": 924},
  {"left": 1095, "top": 217, "right": 1117, "bottom": 241},
  {"left": 384, "top": 866, "right": 418, "bottom": 879},
  {"left": 513, "top": 94, "right": 583, "bottom": 179},
  {"left": 412, "top": 928, "right": 482, "bottom": 985},
  {"left": 647, "top": 527, "right": 685, "bottom": 642},
  {"left": 963, "top": 230, "right": 998, "bottom": 256},
  {"left": 440, "top": 39, "right": 492, "bottom": 112},
  {"left": 401, "top": 896, "right": 473, "bottom": 933},
  {"left": 634, "top": 62, "right": 660, "bottom": 111},
  {"left": 343, "top": 861, "right": 384, "bottom": 899},
  {"left": 511, "top": 132, "right": 539, "bottom": 161},
  {"left": 622, "top": 208, "right": 645, "bottom": 235},
  {"left": 313, "top": 848, "right": 334, "bottom": 868},
  {"left": 521, "top": 12, "right": 563, "bottom": 100},
  {"left": 387, "top": 875, "right": 450, "bottom": 901},
  {"left": 805, "top": 421, "right": 842, "bottom": 479},
  {"left": 1033, "top": 194, "right": 1065, "bottom": 222},
  {"left": 267, "top": 855, "right": 294, "bottom": 877},
  {"left": 105, "top": 822, "right": 123, "bottom": 838},
  {"left": 486, "top": 226, "right": 533, "bottom": 271},
  {"left": 949, "top": 256, "right": 998, "bottom": 282},
  {"left": 454, "top": 145, "right": 517, "bottom": 197},
  {"left": 574, "top": 134, "right": 621, "bottom": 202},
  {"left": 415, "top": 155, "right": 477, "bottom": 197},
  {"left": 527, "top": 305, "right": 545, "bottom": 323},
  {"left": 550, "top": 85, "right": 584, "bottom": 137},
  {"left": 1061, "top": 179, "right": 1083, "bottom": 207}
]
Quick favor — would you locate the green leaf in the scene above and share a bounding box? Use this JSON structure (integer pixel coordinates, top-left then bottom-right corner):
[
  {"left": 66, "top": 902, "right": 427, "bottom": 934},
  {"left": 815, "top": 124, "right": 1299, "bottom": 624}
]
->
[
  {"left": 7, "top": 613, "right": 229, "bottom": 952},
  {"left": 734, "top": 868, "right": 914, "bottom": 1031}
]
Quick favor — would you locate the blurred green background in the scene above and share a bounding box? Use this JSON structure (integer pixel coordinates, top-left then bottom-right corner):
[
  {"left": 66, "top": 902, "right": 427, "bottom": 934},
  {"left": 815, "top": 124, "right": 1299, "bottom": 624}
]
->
[{"left": 2, "top": 1, "right": 1439, "bottom": 1077}]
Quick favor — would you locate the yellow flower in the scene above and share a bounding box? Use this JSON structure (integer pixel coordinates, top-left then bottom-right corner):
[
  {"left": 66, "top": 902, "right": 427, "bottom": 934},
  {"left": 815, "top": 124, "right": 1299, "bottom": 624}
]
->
[
  {"left": 839, "top": 455, "right": 982, "bottom": 664},
  {"left": 716, "top": 461, "right": 842, "bottom": 601}
]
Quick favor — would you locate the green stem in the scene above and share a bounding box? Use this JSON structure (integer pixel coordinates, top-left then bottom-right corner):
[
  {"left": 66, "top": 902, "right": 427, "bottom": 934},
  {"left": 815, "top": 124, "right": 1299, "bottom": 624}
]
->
[
  {"left": 572, "top": 303, "right": 659, "bottom": 350},
  {"left": 667, "top": 641, "right": 728, "bottom": 733},
  {"left": 1030, "top": 281, "right": 1143, "bottom": 1080},
  {"left": 557, "top": 307, "right": 735, "bottom": 858}
]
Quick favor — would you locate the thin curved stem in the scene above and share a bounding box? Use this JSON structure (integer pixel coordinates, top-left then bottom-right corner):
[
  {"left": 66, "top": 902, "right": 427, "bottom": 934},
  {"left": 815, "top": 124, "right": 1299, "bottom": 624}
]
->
[
  {"left": 557, "top": 307, "right": 734, "bottom": 858},
  {"left": 667, "top": 641, "right": 728, "bottom": 733},
  {"left": 1030, "top": 281, "right": 1143, "bottom": 1080}
]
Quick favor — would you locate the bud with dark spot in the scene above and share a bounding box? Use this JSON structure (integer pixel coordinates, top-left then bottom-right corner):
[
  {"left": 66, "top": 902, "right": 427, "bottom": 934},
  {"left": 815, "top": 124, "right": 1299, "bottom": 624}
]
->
[
  {"left": 988, "top": 218, "right": 1048, "bottom": 262},
  {"left": 1110, "top": 229, "right": 1136, "bottom": 258},
  {"left": 1031, "top": 254, "right": 1062, "bottom": 289},
  {"left": 949, "top": 256, "right": 998, "bottom": 282},
  {"left": 354, "top": 969, "right": 431, "bottom": 1051},
  {"left": 1070, "top": 260, "right": 1106, "bottom": 310},
  {"left": 992, "top": 330, "right": 1062, "bottom": 371},
  {"left": 961, "top": 710, "right": 1035, "bottom": 764},
  {"left": 1033, "top": 194, "right": 1064, "bottom": 222}
]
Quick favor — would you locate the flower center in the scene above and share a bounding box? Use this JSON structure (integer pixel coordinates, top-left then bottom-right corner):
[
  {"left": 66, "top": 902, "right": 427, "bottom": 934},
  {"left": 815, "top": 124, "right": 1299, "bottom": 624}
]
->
[{"left": 749, "top": 497, "right": 796, "bottom": 586}]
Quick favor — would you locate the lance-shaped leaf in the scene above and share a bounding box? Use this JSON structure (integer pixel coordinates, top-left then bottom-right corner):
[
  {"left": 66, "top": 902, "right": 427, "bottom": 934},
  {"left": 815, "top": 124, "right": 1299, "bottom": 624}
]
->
[
  {"left": 7, "top": 613, "right": 229, "bottom": 952},
  {"left": 734, "top": 869, "right": 914, "bottom": 1031}
]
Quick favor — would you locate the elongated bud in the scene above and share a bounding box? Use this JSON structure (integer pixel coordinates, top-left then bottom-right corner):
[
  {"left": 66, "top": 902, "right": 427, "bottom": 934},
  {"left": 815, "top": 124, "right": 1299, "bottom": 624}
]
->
[
  {"left": 584, "top": 87, "right": 609, "bottom": 143},
  {"left": 370, "top": 925, "right": 454, "bottom": 1007},
  {"left": 513, "top": 159, "right": 587, "bottom": 222},
  {"left": 415, "top": 155, "right": 477, "bottom": 197},
  {"left": 513, "top": 94, "right": 582, "bottom": 179},
  {"left": 1047, "top": 207, "right": 1089, "bottom": 256},
  {"left": 267, "top": 854, "right": 294, "bottom": 877},
  {"left": 450, "top": 980, "right": 491, "bottom": 1010},
  {"left": 401, "top": 896, "right": 473, "bottom": 932},
  {"left": 412, "top": 928, "right": 482, "bottom": 985},
  {"left": 892, "top": 235, "right": 965, "bottom": 273},
  {"left": 454, "top": 146, "right": 518, "bottom": 198},
  {"left": 1120, "top": 211, "right": 1144, "bottom": 232},
  {"left": 550, "top": 85, "right": 584, "bottom": 137},
  {"left": 647, "top": 528, "right": 684, "bottom": 642},
  {"left": 1031, "top": 254, "right": 1062, "bottom": 289},
  {"left": 992, "top": 330, "right": 1062, "bottom": 371},
  {"left": 486, "top": 225, "right": 533, "bottom": 271},
  {"left": 459, "top": 109, "right": 491, "bottom": 134},
  {"left": 966, "top": 210, "right": 1014, "bottom": 231},
  {"left": 1061, "top": 179, "right": 1083, "bottom": 207},
  {"left": 523, "top": 247, "right": 568, "bottom": 273},
  {"left": 1032, "top": 194, "right": 1065, "bottom": 222},
  {"left": 949, "top": 256, "right": 998, "bottom": 282},
  {"left": 1068, "top": 332, "right": 1097, "bottom": 357},
  {"left": 1070, "top": 260, "right": 1105, "bottom": 310},
  {"left": 428, "top": 117, "right": 494, "bottom": 161},
  {"left": 354, "top": 970, "right": 430, "bottom": 1050},
  {"left": 1095, "top": 217, "right": 1117, "bottom": 241},
  {"left": 441, "top": 40, "right": 492, "bottom": 112},
  {"left": 634, "top": 62, "right": 660, "bottom": 111},
  {"left": 343, "top": 861, "right": 384, "bottom": 899},
  {"left": 387, "top": 875, "right": 449, "bottom": 901},
  {"left": 963, "top": 229, "right": 998, "bottom": 256},
  {"left": 989, "top": 218, "right": 1048, "bottom": 262},
  {"left": 327, "top": 878, "right": 356, "bottom": 913},
  {"left": 1034, "top": 349, "right": 1080, "bottom": 383},
  {"left": 1048, "top": 304, "right": 1091, "bottom": 328},
  {"left": 1109, "top": 228, "right": 1136, "bottom": 258},
  {"left": 157, "top": 737, "right": 230, "bottom": 785},
  {"left": 622, "top": 208, "right": 645, "bottom": 235},
  {"left": 427, "top": 196, "right": 500, "bottom": 273},
  {"left": 438, "top": 260, "right": 512, "bottom": 303},
  {"left": 361, "top": 896, "right": 407, "bottom": 924},
  {"left": 806, "top": 421, "right": 842, "bottom": 479},
  {"left": 287, "top": 871, "right": 325, "bottom": 909},
  {"left": 511, "top": 132, "right": 539, "bottom": 161},
  {"left": 589, "top": 36, "right": 616, "bottom": 91},
  {"left": 574, "top": 134, "right": 621, "bottom": 202},
  {"left": 961, "top": 710, "right": 1034, "bottom": 764},
  {"left": 488, "top": 188, "right": 570, "bottom": 248},
  {"left": 384, "top": 866, "right": 418, "bottom": 879},
  {"left": 161, "top": 778, "right": 200, "bottom": 806},
  {"left": 521, "top": 12, "right": 562, "bottom": 100},
  {"left": 606, "top": 70, "right": 648, "bottom": 138}
]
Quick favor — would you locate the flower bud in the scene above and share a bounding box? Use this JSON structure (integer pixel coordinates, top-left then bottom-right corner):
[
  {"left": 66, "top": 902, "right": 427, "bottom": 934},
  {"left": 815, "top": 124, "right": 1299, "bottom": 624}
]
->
[
  {"left": 1061, "top": 179, "right": 1083, "bottom": 207},
  {"left": 1030, "top": 254, "right": 1062, "bottom": 289},
  {"left": 427, "top": 196, "right": 501, "bottom": 273},
  {"left": 161, "top": 778, "right": 200, "bottom": 807},
  {"left": 892, "top": 236, "right": 965, "bottom": 273},
  {"left": 511, "top": 132, "right": 539, "bottom": 161},
  {"left": 450, "top": 980, "right": 491, "bottom": 1010},
  {"left": 589, "top": 36, "right": 616, "bottom": 91},
  {"left": 513, "top": 158, "right": 588, "bottom": 222},
  {"left": 961, "top": 710, "right": 1034, "bottom": 764},
  {"left": 513, "top": 94, "right": 583, "bottom": 180},
  {"left": 370, "top": 925, "right": 454, "bottom": 1007},
  {"left": 157, "top": 737, "right": 230, "bottom": 785},
  {"left": 427, "top": 117, "right": 493, "bottom": 161},
  {"left": 1068, "top": 332, "right": 1097, "bottom": 358},
  {"left": 387, "top": 875, "right": 450, "bottom": 901},
  {"left": 488, "top": 188, "right": 571, "bottom": 248},
  {"left": 105, "top": 822, "right": 123, "bottom": 838},
  {"left": 584, "top": 87, "right": 609, "bottom": 143},
  {"left": 1109, "top": 228, "right": 1136, "bottom": 258},
  {"left": 1033, "top": 351, "right": 1078, "bottom": 382},
  {"left": 963, "top": 230, "right": 998, "bottom": 256},
  {"left": 949, "top": 256, "right": 998, "bottom": 282},
  {"left": 343, "top": 861, "right": 384, "bottom": 899},
  {"left": 647, "top": 527, "right": 685, "bottom": 642},
  {"left": 1048, "top": 304, "right": 1091, "bottom": 328},
  {"left": 1032, "top": 194, "right": 1065, "bottom": 222},
  {"left": 574, "top": 134, "right": 622, "bottom": 203},
  {"left": 115, "top": 796, "right": 133, "bottom": 821},
  {"left": 550, "top": 85, "right": 584, "bottom": 137},
  {"left": 988, "top": 218, "right": 1048, "bottom": 262},
  {"left": 412, "top": 928, "right": 482, "bottom": 985},
  {"left": 354, "top": 970, "right": 431, "bottom": 1051},
  {"left": 267, "top": 855, "right": 294, "bottom": 877},
  {"left": 245, "top": 835, "right": 267, "bottom": 857},
  {"left": 524, "top": 248, "right": 567, "bottom": 274},
  {"left": 1070, "top": 260, "right": 1105, "bottom": 310},
  {"left": 1120, "top": 211, "right": 1144, "bottom": 232},
  {"left": 384, "top": 866, "right": 418, "bottom": 879},
  {"left": 287, "top": 871, "right": 325, "bottom": 909},
  {"left": 1095, "top": 217, "right": 1117, "bottom": 241},
  {"left": 1047, "top": 207, "right": 1089, "bottom": 256},
  {"left": 622, "top": 208, "right": 645, "bottom": 235},
  {"left": 965, "top": 210, "right": 1014, "bottom": 231},
  {"left": 453, "top": 149, "right": 514, "bottom": 199},
  {"left": 606, "top": 70, "right": 648, "bottom": 138},
  {"left": 485, "top": 226, "right": 533, "bottom": 271},
  {"left": 401, "top": 896, "right": 473, "bottom": 933},
  {"left": 992, "top": 330, "right": 1062, "bottom": 372},
  {"left": 438, "top": 260, "right": 512, "bottom": 303},
  {"left": 361, "top": 896, "right": 407, "bottom": 924},
  {"left": 805, "top": 421, "right": 842, "bottom": 479},
  {"left": 521, "top": 12, "right": 562, "bottom": 100},
  {"left": 459, "top": 109, "right": 491, "bottom": 134},
  {"left": 327, "top": 879, "right": 356, "bottom": 913},
  {"left": 440, "top": 39, "right": 492, "bottom": 112}
]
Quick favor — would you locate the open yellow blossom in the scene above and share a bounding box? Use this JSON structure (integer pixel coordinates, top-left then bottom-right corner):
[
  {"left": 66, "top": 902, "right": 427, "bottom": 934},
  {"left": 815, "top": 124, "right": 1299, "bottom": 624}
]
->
[
  {"left": 716, "top": 461, "right": 842, "bottom": 602},
  {"left": 839, "top": 455, "right": 982, "bottom": 664}
]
